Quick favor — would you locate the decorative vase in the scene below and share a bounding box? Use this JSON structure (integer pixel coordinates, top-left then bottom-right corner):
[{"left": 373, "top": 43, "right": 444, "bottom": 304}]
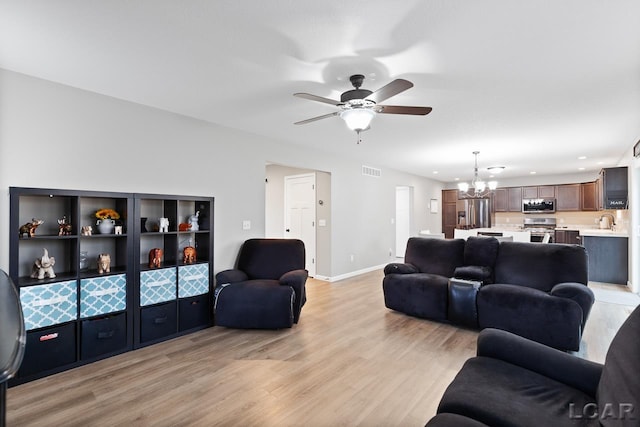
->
[{"left": 96, "top": 219, "right": 115, "bottom": 234}]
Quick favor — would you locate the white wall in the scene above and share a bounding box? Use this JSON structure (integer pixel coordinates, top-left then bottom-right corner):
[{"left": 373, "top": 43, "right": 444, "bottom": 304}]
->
[{"left": 0, "top": 69, "right": 444, "bottom": 279}]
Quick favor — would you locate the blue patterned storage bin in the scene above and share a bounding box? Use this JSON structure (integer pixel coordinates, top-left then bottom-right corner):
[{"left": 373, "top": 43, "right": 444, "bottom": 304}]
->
[
  {"left": 80, "top": 274, "right": 127, "bottom": 318},
  {"left": 178, "top": 264, "right": 209, "bottom": 298},
  {"left": 20, "top": 280, "right": 78, "bottom": 330},
  {"left": 140, "top": 268, "right": 176, "bottom": 306}
]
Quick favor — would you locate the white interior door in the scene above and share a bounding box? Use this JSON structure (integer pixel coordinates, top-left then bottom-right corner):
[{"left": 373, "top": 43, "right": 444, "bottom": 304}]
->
[
  {"left": 395, "top": 186, "right": 412, "bottom": 258},
  {"left": 285, "top": 173, "right": 316, "bottom": 276}
]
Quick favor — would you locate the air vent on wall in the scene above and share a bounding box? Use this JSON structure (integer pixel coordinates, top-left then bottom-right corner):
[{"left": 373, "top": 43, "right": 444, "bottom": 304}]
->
[{"left": 362, "top": 165, "right": 382, "bottom": 178}]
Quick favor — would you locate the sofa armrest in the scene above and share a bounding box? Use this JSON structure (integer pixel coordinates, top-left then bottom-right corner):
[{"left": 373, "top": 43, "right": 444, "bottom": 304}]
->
[
  {"left": 453, "top": 265, "right": 492, "bottom": 283},
  {"left": 477, "top": 328, "right": 602, "bottom": 395},
  {"left": 550, "top": 282, "right": 595, "bottom": 329},
  {"left": 384, "top": 263, "right": 418, "bottom": 275},
  {"left": 215, "top": 269, "right": 248, "bottom": 285},
  {"left": 280, "top": 269, "right": 308, "bottom": 323}
]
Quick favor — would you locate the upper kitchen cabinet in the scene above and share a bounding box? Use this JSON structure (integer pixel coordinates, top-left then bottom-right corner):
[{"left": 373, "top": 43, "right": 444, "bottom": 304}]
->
[
  {"left": 522, "top": 186, "right": 555, "bottom": 199},
  {"left": 507, "top": 187, "right": 522, "bottom": 212},
  {"left": 555, "top": 184, "right": 581, "bottom": 211},
  {"left": 492, "top": 187, "right": 522, "bottom": 212},
  {"left": 600, "top": 167, "right": 628, "bottom": 209},
  {"left": 580, "top": 182, "right": 598, "bottom": 211}
]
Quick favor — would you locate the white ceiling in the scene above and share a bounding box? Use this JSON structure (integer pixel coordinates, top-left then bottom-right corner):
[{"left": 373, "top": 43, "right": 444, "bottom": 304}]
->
[{"left": 1, "top": 1, "right": 639, "bottom": 183}]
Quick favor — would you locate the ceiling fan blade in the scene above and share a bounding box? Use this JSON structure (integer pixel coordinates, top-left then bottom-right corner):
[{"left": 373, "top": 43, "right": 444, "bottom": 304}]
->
[
  {"left": 377, "top": 105, "right": 432, "bottom": 115},
  {"left": 294, "top": 92, "right": 341, "bottom": 106},
  {"left": 366, "top": 79, "right": 413, "bottom": 104},
  {"left": 294, "top": 111, "right": 340, "bottom": 125}
]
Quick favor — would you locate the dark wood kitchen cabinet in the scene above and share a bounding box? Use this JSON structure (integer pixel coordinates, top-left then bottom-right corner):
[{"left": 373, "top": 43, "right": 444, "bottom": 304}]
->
[
  {"left": 555, "top": 184, "right": 581, "bottom": 211},
  {"left": 507, "top": 187, "right": 522, "bottom": 212},
  {"left": 522, "top": 185, "right": 555, "bottom": 199},
  {"left": 555, "top": 230, "right": 580, "bottom": 244},
  {"left": 442, "top": 189, "right": 458, "bottom": 238},
  {"left": 581, "top": 182, "right": 598, "bottom": 211}
]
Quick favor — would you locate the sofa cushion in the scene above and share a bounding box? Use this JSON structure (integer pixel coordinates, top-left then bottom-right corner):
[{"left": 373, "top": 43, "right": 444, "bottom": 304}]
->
[
  {"left": 597, "top": 305, "right": 640, "bottom": 425},
  {"left": 477, "top": 284, "right": 584, "bottom": 350},
  {"left": 463, "top": 236, "right": 499, "bottom": 268},
  {"left": 382, "top": 273, "right": 449, "bottom": 321},
  {"left": 404, "top": 237, "right": 465, "bottom": 277},
  {"left": 426, "top": 413, "right": 490, "bottom": 427},
  {"left": 437, "top": 356, "right": 598, "bottom": 427},
  {"left": 494, "top": 241, "right": 588, "bottom": 292}
]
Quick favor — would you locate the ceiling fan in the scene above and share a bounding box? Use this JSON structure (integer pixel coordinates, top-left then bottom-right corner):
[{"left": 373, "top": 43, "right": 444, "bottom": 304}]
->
[{"left": 294, "top": 74, "right": 432, "bottom": 142}]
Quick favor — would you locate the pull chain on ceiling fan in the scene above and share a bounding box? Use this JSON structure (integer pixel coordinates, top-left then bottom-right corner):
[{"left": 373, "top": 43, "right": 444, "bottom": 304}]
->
[{"left": 293, "top": 74, "right": 432, "bottom": 142}]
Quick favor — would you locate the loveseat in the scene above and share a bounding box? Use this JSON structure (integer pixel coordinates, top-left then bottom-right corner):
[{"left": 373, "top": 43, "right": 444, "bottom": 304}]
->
[{"left": 382, "top": 236, "right": 594, "bottom": 351}]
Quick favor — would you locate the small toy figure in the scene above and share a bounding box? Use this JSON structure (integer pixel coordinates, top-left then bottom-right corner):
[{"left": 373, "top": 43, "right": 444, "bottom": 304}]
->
[
  {"left": 188, "top": 211, "right": 200, "bottom": 231},
  {"left": 97, "top": 253, "right": 111, "bottom": 274},
  {"left": 81, "top": 225, "right": 93, "bottom": 236},
  {"left": 183, "top": 246, "right": 196, "bottom": 264},
  {"left": 159, "top": 217, "right": 169, "bottom": 233},
  {"left": 58, "top": 216, "right": 73, "bottom": 236},
  {"left": 31, "top": 248, "right": 56, "bottom": 279},
  {"left": 149, "top": 248, "right": 163, "bottom": 268},
  {"left": 19, "top": 218, "right": 44, "bottom": 238},
  {"left": 178, "top": 223, "right": 192, "bottom": 232},
  {"left": 114, "top": 225, "right": 123, "bottom": 235}
]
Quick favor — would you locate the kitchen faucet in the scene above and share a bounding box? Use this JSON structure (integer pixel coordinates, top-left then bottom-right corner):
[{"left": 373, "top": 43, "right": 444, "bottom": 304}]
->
[{"left": 599, "top": 213, "right": 616, "bottom": 230}]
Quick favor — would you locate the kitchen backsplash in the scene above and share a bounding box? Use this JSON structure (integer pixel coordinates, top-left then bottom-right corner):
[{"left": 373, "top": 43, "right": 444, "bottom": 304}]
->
[{"left": 494, "top": 210, "right": 629, "bottom": 231}]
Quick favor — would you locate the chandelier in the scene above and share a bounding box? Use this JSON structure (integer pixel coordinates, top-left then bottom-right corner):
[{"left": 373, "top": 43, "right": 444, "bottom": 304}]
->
[{"left": 458, "top": 151, "right": 499, "bottom": 199}]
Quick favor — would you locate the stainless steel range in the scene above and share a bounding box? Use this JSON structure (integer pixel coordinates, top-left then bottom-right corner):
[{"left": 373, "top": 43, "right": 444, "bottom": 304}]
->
[{"left": 523, "top": 217, "right": 556, "bottom": 243}]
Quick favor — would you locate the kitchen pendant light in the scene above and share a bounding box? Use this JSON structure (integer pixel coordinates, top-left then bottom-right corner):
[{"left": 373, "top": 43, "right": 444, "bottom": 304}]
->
[{"left": 458, "top": 151, "right": 499, "bottom": 199}]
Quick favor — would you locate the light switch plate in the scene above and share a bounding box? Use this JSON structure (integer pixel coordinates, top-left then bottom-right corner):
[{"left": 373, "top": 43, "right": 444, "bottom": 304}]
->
[{"left": 242, "top": 220, "right": 251, "bottom": 230}]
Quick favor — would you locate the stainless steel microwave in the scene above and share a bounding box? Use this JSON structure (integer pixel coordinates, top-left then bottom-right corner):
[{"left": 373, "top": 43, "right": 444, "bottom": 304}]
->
[{"left": 522, "top": 198, "right": 555, "bottom": 213}]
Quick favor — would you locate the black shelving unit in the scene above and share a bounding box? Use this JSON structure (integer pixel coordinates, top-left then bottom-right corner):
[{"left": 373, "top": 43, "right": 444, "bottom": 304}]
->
[{"left": 9, "top": 187, "right": 214, "bottom": 385}]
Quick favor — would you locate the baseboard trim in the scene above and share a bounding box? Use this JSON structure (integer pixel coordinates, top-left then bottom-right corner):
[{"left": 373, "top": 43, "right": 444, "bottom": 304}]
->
[{"left": 319, "top": 264, "right": 386, "bottom": 283}]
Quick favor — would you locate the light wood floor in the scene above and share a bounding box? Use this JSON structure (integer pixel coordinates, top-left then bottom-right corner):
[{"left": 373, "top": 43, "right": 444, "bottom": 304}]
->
[{"left": 7, "top": 270, "right": 635, "bottom": 427}]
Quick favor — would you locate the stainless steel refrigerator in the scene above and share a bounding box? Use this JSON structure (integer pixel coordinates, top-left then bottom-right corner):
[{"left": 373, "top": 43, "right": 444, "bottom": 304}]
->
[{"left": 456, "top": 198, "right": 491, "bottom": 229}]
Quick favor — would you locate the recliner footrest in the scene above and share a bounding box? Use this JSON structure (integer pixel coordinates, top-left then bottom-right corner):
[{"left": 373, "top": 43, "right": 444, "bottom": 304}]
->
[{"left": 448, "top": 278, "right": 481, "bottom": 328}]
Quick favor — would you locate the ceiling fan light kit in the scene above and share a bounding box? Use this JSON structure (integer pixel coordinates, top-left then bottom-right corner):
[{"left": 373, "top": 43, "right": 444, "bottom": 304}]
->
[
  {"left": 294, "top": 74, "right": 432, "bottom": 142},
  {"left": 340, "top": 108, "right": 376, "bottom": 132},
  {"left": 458, "top": 151, "right": 499, "bottom": 199}
]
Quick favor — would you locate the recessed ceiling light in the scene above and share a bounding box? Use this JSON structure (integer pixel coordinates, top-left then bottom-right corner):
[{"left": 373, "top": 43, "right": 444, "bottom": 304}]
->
[
  {"left": 597, "top": 161, "right": 604, "bottom": 165},
  {"left": 530, "top": 171, "right": 537, "bottom": 175},
  {"left": 433, "top": 171, "right": 438, "bottom": 174},
  {"left": 454, "top": 177, "right": 460, "bottom": 181},
  {"left": 487, "top": 166, "right": 505, "bottom": 174},
  {"left": 578, "top": 167, "right": 585, "bottom": 171},
  {"left": 578, "top": 156, "right": 587, "bottom": 160}
]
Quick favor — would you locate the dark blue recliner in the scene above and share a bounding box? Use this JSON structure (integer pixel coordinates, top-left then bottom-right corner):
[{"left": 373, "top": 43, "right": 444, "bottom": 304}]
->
[{"left": 214, "top": 239, "right": 307, "bottom": 329}]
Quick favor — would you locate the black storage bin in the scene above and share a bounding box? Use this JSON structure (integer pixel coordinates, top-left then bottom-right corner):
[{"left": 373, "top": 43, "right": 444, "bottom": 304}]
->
[
  {"left": 179, "top": 294, "right": 211, "bottom": 331},
  {"left": 81, "top": 313, "right": 127, "bottom": 360},
  {"left": 19, "top": 323, "right": 76, "bottom": 378},
  {"left": 140, "top": 301, "right": 177, "bottom": 343}
]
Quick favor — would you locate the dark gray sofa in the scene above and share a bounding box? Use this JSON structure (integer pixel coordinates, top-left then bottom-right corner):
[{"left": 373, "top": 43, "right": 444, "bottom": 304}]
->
[
  {"left": 426, "top": 305, "right": 640, "bottom": 426},
  {"left": 383, "top": 236, "right": 594, "bottom": 351}
]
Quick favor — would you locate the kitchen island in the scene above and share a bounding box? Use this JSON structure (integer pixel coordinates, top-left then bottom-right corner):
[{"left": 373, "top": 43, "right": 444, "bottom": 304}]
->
[
  {"left": 579, "top": 229, "right": 629, "bottom": 285},
  {"left": 453, "top": 228, "right": 531, "bottom": 242}
]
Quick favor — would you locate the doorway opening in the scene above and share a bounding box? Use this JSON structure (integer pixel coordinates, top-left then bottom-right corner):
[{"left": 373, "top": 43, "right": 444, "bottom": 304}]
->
[{"left": 265, "top": 164, "right": 331, "bottom": 279}]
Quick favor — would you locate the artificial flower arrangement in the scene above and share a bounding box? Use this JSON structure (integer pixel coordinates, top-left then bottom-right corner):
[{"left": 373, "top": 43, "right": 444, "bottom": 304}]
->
[{"left": 95, "top": 208, "right": 120, "bottom": 220}]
